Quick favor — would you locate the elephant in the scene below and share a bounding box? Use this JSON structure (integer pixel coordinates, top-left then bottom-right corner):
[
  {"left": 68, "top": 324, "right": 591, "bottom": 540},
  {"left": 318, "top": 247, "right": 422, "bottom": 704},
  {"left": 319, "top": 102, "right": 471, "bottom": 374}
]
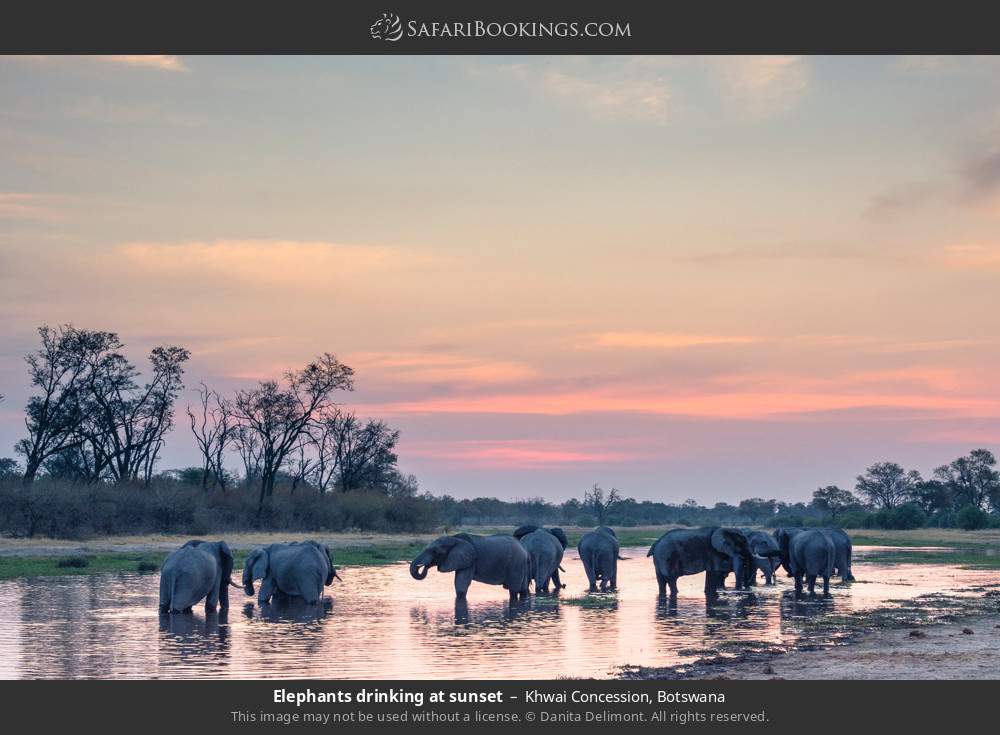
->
[
  {"left": 822, "top": 527, "right": 855, "bottom": 581},
  {"left": 410, "top": 533, "right": 531, "bottom": 602},
  {"left": 513, "top": 525, "right": 569, "bottom": 593},
  {"left": 741, "top": 529, "right": 782, "bottom": 585},
  {"left": 777, "top": 527, "right": 854, "bottom": 581},
  {"left": 242, "top": 540, "right": 340, "bottom": 605},
  {"left": 158, "top": 540, "right": 236, "bottom": 613},
  {"left": 647, "top": 527, "right": 758, "bottom": 598},
  {"left": 578, "top": 526, "right": 621, "bottom": 592},
  {"left": 774, "top": 528, "right": 835, "bottom": 595}
]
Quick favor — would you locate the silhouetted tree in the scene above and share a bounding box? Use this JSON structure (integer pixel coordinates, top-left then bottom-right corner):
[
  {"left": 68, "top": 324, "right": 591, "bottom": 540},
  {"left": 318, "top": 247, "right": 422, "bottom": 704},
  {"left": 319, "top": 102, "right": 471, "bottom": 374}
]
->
[
  {"left": 17, "top": 326, "right": 123, "bottom": 483},
  {"left": 855, "top": 462, "right": 921, "bottom": 509},
  {"left": 811, "top": 485, "right": 861, "bottom": 519},
  {"left": 228, "top": 353, "right": 354, "bottom": 514},
  {"left": 933, "top": 449, "right": 1000, "bottom": 511},
  {"left": 583, "top": 483, "right": 622, "bottom": 525},
  {"left": 187, "top": 383, "right": 233, "bottom": 491}
]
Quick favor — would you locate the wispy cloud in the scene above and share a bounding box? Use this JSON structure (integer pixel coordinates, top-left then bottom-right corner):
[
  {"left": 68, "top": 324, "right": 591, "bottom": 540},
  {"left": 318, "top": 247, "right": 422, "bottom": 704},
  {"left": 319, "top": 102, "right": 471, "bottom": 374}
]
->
[
  {"left": 97, "top": 55, "right": 188, "bottom": 72},
  {"left": 116, "top": 240, "right": 442, "bottom": 286},
  {"left": 0, "top": 192, "right": 62, "bottom": 221},
  {"left": 348, "top": 352, "right": 535, "bottom": 385},
  {"left": 939, "top": 243, "right": 1000, "bottom": 271},
  {"left": 590, "top": 332, "right": 762, "bottom": 350},
  {"left": 713, "top": 56, "right": 808, "bottom": 117},
  {"left": 482, "top": 59, "right": 672, "bottom": 124},
  {"left": 407, "top": 439, "right": 641, "bottom": 468}
]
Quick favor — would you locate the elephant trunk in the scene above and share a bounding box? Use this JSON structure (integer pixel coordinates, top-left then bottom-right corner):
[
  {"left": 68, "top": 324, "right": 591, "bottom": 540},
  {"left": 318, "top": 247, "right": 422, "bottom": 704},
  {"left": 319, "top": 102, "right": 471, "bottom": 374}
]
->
[{"left": 410, "top": 550, "right": 434, "bottom": 580}]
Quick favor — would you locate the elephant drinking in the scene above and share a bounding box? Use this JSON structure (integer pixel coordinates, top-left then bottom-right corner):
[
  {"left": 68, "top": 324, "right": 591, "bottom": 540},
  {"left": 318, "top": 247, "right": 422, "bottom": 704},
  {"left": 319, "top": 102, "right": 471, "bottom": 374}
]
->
[
  {"left": 410, "top": 533, "right": 531, "bottom": 602},
  {"left": 243, "top": 541, "right": 340, "bottom": 605},
  {"left": 647, "top": 527, "right": 757, "bottom": 598}
]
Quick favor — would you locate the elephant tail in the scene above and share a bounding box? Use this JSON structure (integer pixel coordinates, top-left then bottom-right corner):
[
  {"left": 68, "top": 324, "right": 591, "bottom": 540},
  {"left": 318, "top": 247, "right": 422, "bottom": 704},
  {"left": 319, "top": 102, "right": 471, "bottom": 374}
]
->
[{"left": 558, "top": 565, "right": 566, "bottom": 572}]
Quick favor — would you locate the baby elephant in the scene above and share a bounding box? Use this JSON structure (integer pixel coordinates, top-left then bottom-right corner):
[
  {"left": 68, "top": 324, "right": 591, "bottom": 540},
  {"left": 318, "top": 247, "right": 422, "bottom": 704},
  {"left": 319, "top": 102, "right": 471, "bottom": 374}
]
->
[
  {"left": 513, "top": 525, "right": 569, "bottom": 593},
  {"left": 159, "top": 539, "right": 237, "bottom": 613},
  {"left": 774, "top": 528, "right": 835, "bottom": 596},
  {"left": 243, "top": 540, "right": 340, "bottom": 604},
  {"left": 578, "top": 526, "right": 621, "bottom": 592},
  {"left": 410, "top": 533, "right": 531, "bottom": 602}
]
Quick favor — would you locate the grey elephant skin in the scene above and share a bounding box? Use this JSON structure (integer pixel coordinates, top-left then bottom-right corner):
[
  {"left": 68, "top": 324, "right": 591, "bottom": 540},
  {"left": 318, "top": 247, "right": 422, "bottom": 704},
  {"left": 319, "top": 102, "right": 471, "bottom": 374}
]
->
[
  {"left": 243, "top": 540, "right": 339, "bottom": 604},
  {"left": 742, "top": 529, "right": 781, "bottom": 585},
  {"left": 647, "top": 527, "right": 756, "bottom": 598},
  {"left": 410, "top": 533, "right": 530, "bottom": 602},
  {"left": 777, "top": 527, "right": 854, "bottom": 581},
  {"left": 159, "top": 540, "right": 235, "bottom": 613},
  {"left": 513, "top": 525, "right": 568, "bottom": 593},
  {"left": 578, "top": 526, "right": 620, "bottom": 592},
  {"left": 774, "top": 528, "right": 835, "bottom": 595}
]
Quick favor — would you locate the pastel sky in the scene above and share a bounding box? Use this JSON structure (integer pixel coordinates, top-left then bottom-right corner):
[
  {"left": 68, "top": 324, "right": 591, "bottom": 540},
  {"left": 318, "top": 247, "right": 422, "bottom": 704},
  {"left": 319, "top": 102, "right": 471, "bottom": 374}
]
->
[{"left": 2, "top": 55, "right": 1000, "bottom": 503}]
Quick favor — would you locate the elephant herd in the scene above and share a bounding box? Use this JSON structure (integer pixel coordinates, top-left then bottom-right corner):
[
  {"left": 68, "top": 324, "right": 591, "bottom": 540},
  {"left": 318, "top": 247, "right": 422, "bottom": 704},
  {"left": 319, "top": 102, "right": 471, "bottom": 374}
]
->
[{"left": 157, "top": 526, "right": 854, "bottom": 614}]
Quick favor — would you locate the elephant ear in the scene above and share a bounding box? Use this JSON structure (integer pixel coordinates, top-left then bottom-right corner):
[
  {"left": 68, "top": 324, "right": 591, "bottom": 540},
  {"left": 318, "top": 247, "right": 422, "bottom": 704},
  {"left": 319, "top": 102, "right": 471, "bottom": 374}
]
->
[
  {"left": 244, "top": 548, "right": 269, "bottom": 583},
  {"left": 217, "top": 541, "right": 234, "bottom": 576},
  {"left": 323, "top": 545, "right": 335, "bottom": 585},
  {"left": 547, "top": 527, "right": 569, "bottom": 549},
  {"left": 438, "top": 536, "right": 476, "bottom": 573},
  {"left": 512, "top": 525, "right": 538, "bottom": 541},
  {"left": 710, "top": 528, "right": 739, "bottom": 557}
]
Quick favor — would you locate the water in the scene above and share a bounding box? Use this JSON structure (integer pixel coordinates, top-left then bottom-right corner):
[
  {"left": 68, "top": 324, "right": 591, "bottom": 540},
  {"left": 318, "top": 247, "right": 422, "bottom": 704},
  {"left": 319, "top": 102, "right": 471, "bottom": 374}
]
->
[{"left": 0, "top": 546, "right": 993, "bottom": 679}]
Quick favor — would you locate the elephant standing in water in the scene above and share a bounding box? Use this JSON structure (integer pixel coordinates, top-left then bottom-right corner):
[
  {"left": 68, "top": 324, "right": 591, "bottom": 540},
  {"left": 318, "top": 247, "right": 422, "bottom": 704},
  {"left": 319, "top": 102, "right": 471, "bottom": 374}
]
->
[
  {"left": 742, "top": 529, "right": 782, "bottom": 586},
  {"left": 513, "top": 525, "right": 569, "bottom": 593},
  {"left": 578, "top": 526, "right": 620, "bottom": 592},
  {"left": 647, "top": 527, "right": 757, "bottom": 598},
  {"left": 774, "top": 528, "right": 835, "bottom": 596},
  {"left": 823, "top": 528, "right": 855, "bottom": 581},
  {"left": 410, "top": 533, "right": 531, "bottom": 602},
  {"left": 243, "top": 541, "right": 340, "bottom": 604},
  {"left": 159, "top": 540, "right": 236, "bottom": 613}
]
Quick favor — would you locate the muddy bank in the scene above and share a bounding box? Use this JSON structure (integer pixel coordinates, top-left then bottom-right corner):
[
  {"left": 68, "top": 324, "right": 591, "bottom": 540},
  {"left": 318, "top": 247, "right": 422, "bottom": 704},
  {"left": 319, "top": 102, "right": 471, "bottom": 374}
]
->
[{"left": 621, "top": 587, "right": 1000, "bottom": 680}]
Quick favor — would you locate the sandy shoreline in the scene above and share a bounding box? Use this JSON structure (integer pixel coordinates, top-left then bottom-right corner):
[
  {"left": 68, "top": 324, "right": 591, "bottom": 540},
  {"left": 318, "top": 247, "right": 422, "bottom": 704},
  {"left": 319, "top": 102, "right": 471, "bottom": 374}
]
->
[
  {"left": 623, "top": 613, "right": 1000, "bottom": 680},
  {"left": 0, "top": 531, "right": 438, "bottom": 557}
]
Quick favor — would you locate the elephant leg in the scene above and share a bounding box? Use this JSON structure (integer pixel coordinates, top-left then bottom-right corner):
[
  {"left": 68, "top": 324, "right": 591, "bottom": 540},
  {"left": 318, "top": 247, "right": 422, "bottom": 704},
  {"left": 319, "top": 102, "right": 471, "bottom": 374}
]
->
[
  {"left": 582, "top": 558, "right": 598, "bottom": 592},
  {"left": 667, "top": 576, "right": 679, "bottom": 597},
  {"left": 552, "top": 568, "right": 565, "bottom": 590},
  {"left": 806, "top": 574, "right": 817, "bottom": 594},
  {"left": 182, "top": 606, "right": 193, "bottom": 614},
  {"left": 257, "top": 577, "right": 276, "bottom": 605},
  {"left": 158, "top": 574, "right": 171, "bottom": 613},
  {"left": 205, "top": 581, "right": 220, "bottom": 611},
  {"left": 655, "top": 568, "right": 667, "bottom": 597},
  {"left": 822, "top": 575, "right": 830, "bottom": 596},
  {"left": 610, "top": 564, "right": 617, "bottom": 591},
  {"left": 454, "top": 568, "right": 473, "bottom": 600},
  {"left": 794, "top": 573, "right": 804, "bottom": 596},
  {"left": 704, "top": 571, "right": 717, "bottom": 597}
]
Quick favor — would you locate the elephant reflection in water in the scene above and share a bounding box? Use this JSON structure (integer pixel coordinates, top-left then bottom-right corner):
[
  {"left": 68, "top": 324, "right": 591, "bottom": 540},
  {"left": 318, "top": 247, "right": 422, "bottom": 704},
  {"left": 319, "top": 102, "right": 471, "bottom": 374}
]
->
[
  {"left": 243, "top": 596, "right": 333, "bottom": 623},
  {"left": 158, "top": 609, "right": 231, "bottom": 662}
]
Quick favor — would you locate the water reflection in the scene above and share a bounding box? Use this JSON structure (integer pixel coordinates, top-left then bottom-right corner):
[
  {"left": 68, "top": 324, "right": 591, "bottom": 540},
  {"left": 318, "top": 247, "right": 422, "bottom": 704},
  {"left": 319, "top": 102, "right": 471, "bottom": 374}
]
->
[{"left": 0, "top": 546, "right": 993, "bottom": 679}]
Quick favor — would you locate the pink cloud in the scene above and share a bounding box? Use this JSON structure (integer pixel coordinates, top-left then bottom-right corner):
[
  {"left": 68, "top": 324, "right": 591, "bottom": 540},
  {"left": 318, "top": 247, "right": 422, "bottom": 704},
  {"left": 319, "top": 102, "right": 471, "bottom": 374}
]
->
[{"left": 406, "top": 440, "right": 642, "bottom": 468}]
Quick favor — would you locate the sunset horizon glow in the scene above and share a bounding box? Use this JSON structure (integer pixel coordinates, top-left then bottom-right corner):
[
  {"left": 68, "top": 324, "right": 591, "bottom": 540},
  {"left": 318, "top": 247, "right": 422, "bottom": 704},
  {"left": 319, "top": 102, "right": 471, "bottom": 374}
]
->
[{"left": 2, "top": 55, "right": 999, "bottom": 502}]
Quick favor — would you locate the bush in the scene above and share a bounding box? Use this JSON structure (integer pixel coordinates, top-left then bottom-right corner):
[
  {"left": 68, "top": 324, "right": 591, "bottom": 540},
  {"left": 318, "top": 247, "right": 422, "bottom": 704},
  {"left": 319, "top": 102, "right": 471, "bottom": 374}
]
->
[
  {"left": 0, "top": 477, "right": 440, "bottom": 538},
  {"left": 955, "top": 505, "right": 989, "bottom": 531},
  {"left": 836, "top": 510, "right": 873, "bottom": 529}
]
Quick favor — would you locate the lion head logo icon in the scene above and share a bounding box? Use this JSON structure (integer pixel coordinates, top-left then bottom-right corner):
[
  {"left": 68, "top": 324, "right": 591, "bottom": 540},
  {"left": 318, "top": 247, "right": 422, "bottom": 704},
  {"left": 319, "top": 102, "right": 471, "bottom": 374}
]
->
[{"left": 370, "top": 13, "right": 403, "bottom": 42}]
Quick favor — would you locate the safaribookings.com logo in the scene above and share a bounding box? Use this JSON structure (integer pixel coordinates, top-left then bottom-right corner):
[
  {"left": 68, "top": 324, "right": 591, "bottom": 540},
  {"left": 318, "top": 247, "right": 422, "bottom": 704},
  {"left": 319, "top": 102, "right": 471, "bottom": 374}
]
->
[
  {"left": 370, "top": 13, "right": 404, "bottom": 41},
  {"left": 369, "top": 13, "right": 631, "bottom": 42}
]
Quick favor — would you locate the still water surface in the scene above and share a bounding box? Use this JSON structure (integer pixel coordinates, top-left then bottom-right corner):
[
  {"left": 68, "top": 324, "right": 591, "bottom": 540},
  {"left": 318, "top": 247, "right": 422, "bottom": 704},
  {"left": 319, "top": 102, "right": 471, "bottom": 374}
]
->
[{"left": 0, "top": 546, "right": 992, "bottom": 679}]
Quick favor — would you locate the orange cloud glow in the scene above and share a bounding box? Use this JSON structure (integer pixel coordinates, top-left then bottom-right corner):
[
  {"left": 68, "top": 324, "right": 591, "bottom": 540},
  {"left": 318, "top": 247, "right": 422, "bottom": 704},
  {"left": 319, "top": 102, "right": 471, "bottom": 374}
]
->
[{"left": 407, "top": 440, "right": 641, "bottom": 468}]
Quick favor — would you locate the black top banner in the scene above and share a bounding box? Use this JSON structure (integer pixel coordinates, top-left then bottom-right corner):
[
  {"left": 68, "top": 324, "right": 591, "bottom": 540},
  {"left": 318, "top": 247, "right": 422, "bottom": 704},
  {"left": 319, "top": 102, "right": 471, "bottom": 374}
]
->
[{"left": 4, "top": 0, "right": 1000, "bottom": 54}]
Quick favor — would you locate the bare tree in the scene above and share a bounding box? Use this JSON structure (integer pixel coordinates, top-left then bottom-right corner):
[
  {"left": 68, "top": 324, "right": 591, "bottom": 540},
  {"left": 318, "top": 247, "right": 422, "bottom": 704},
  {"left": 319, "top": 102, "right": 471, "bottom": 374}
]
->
[
  {"left": 187, "top": 383, "right": 233, "bottom": 491},
  {"left": 582, "top": 483, "right": 622, "bottom": 525},
  {"left": 232, "top": 423, "right": 263, "bottom": 487},
  {"left": 229, "top": 353, "right": 354, "bottom": 514},
  {"left": 77, "top": 344, "right": 190, "bottom": 484},
  {"left": 17, "top": 325, "right": 122, "bottom": 484},
  {"left": 306, "top": 411, "right": 344, "bottom": 494},
  {"left": 285, "top": 439, "right": 316, "bottom": 494}
]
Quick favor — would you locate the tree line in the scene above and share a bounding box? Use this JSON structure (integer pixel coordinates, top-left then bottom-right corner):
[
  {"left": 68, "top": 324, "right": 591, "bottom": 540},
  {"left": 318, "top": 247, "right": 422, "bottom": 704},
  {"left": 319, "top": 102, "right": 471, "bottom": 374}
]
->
[
  {"left": 2, "top": 325, "right": 412, "bottom": 517},
  {"left": 2, "top": 324, "right": 999, "bottom": 536}
]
